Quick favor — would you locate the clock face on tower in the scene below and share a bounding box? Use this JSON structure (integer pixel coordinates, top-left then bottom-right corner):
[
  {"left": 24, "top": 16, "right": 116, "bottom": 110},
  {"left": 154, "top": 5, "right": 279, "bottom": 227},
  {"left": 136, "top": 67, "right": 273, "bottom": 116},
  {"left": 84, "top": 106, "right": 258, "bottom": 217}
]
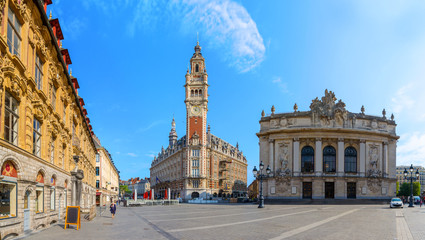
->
[{"left": 191, "top": 106, "right": 201, "bottom": 115}]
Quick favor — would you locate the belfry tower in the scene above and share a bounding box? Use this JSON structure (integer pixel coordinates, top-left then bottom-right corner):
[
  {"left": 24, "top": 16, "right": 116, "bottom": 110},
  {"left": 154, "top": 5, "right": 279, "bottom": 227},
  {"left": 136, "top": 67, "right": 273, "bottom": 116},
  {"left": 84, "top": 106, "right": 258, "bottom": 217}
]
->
[{"left": 184, "top": 41, "right": 208, "bottom": 196}]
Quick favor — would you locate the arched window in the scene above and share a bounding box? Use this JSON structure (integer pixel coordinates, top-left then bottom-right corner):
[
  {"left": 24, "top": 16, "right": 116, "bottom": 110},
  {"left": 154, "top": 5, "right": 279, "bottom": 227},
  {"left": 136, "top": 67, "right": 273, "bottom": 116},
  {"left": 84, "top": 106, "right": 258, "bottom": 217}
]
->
[
  {"left": 301, "top": 146, "right": 314, "bottom": 173},
  {"left": 195, "top": 89, "right": 198, "bottom": 96},
  {"left": 323, "top": 146, "right": 336, "bottom": 173},
  {"left": 199, "top": 90, "right": 202, "bottom": 96},
  {"left": 195, "top": 64, "right": 199, "bottom": 72},
  {"left": 1, "top": 161, "right": 18, "bottom": 218},
  {"left": 191, "top": 90, "right": 194, "bottom": 97},
  {"left": 345, "top": 147, "right": 357, "bottom": 173}
]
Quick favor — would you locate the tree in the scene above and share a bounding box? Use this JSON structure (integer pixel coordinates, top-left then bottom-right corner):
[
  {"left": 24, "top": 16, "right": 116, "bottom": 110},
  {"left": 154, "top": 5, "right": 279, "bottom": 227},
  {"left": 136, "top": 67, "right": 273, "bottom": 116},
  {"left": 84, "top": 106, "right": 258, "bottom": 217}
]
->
[
  {"left": 399, "top": 182, "right": 421, "bottom": 197},
  {"left": 119, "top": 185, "right": 132, "bottom": 195},
  {"left": 399, "top": 183, "right": 410, "bottom": 197}
]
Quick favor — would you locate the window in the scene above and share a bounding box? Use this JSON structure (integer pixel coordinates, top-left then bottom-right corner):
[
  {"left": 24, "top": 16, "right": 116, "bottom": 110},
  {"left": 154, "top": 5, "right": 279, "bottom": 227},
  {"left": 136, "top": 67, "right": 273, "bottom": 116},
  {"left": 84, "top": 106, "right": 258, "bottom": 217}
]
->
[
  {"left": 345, "top": 147, "right": 357, "bottom": 173},
  {"left": 96, "top": 180, "right": 99, "bottom": 188},
  {"left": 192, "top": 149, "right": 200, "bottom": 157},
  {"left": 323, "top": 146, "right": 336, "bottom": 173},
  {"left": 96, "top": 154, "right": 100, "bottom": 162},
  {"left": 33, "top": 119, "right": 41, "bottom": 157},
  {"left": 36, "top": 186, "right": 44, "bottom": 213},
  {"left": 195, "top": 64, "right": 199, "bottom": 72},
  {"left": 52, "top": 85, "right": 57, "bottom": 110},
  {"left": 301, "top": 146, "right": 314, "bottom": 173},
  {"left": 50, "top": 138, "right": 55, "bottom": 164},
  {"left": 4, "top": 92, "right": 19, "bottom": 145},
  {"left": 35, "top": 54, "right": 43, "bottom": 90},
  {"left": 192, "top": 160, "right": 199, "bottom": 167},
  {"left": 96, "top": 167, "right": 99, "bottom": 176},
  {"left": 192, "top": 169, "right": 199, "bottom": 177},
  {"left": 193, "top": 180, "right": 199, "bottom": 188},
  {"left": 0, "top": 181, "right": 17, "bottom": 218},
  {"left": 7, "top": 7, "right": 21, "bottom": 57},
  {"left": 50, "top": 188, "right": 55, "bottom": 211}
]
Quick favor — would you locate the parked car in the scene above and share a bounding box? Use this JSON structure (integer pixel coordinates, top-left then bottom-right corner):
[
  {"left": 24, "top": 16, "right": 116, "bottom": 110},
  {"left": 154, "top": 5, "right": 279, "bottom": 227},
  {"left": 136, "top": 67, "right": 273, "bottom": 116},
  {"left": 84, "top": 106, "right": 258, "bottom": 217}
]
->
[
  {"left": 413, "top": 196, "right": 420, "bottom": 204},
  {"left": 390, "top": 198, "right": 403, "bottom": 208}
]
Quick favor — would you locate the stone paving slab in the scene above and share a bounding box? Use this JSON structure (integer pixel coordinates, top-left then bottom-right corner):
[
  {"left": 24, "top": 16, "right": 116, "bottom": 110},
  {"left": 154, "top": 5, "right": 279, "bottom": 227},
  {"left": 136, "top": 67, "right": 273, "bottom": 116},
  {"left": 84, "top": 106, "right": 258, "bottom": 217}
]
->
[{"left": 17, "top": 204, "right": 425, "bottom": 240}]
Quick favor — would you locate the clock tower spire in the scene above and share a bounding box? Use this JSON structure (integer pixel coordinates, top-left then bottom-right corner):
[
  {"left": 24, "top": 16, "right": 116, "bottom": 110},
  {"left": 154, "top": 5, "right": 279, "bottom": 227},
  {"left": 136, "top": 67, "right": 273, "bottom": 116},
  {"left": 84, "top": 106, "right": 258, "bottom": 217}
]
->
[{"left": 184, "top": 41, "right": 208, "bottom": 194}]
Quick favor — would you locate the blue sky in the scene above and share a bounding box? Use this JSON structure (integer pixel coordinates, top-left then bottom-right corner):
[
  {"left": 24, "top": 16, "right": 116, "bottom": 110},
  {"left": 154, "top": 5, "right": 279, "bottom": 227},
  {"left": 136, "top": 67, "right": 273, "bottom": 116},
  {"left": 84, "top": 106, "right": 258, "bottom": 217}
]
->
[{"left": 48, "top": 0, "right": 425, "bottom": 184}]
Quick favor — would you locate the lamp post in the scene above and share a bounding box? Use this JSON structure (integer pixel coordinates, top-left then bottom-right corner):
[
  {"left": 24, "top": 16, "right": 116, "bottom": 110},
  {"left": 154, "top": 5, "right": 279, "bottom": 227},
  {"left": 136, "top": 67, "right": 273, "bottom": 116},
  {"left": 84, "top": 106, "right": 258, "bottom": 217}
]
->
[
  {"left": 252, "top": 161, "right": 271, "bottom": 208},
  {"left": 403, "top": 164, "right": 420, "bottom": 208}
]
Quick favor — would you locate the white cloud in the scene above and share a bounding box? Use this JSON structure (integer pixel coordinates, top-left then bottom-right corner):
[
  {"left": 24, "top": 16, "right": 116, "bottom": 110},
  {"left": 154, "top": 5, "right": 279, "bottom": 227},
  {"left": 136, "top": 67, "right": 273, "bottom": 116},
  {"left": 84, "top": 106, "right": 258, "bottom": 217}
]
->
[
  {"left": 127, "top": 153, "right": 138, "bottom": 157},
  {"left": 397, "top": 132, "right": 425, "bottom": 166},
  {"left": 391, "top": 83, "right": 415, "bottom": 114},
  {"left": 127, "top": 0, "right": 265, "bottom": 73},
  {"left": 138, "top": 120, "right": 164, "bottom": 133},
  {"left": 272, "top": 77, "right": 288, "bottom": 93}
]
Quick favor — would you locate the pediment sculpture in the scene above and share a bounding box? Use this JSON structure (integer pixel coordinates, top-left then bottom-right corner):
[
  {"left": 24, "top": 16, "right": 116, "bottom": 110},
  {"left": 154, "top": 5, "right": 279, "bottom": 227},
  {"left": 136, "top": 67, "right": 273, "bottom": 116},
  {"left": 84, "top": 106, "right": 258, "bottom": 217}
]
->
[{"left": 310, "top": 89, "right": 348, "bottom": 126}]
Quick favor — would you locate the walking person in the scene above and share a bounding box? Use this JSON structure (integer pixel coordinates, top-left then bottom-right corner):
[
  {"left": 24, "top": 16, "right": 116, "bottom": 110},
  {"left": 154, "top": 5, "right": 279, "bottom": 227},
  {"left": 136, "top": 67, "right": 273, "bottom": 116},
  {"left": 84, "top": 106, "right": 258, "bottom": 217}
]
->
[
  {"left": 420, "top": 199, "right": 423, "bottom": 208},
  {"left": 110, "top": 199, "right": 117, "bottom": 219}
]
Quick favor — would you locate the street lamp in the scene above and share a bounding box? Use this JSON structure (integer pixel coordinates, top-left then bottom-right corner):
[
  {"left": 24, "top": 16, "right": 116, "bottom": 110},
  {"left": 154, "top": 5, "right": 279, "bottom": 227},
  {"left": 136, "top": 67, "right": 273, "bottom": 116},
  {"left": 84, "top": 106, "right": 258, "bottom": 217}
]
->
[
  {"left": 253, "top": 161, "right": 271, "bottom": 208},
  {"left": 403, "top": 164, "right": 420, "bottom": 207}
]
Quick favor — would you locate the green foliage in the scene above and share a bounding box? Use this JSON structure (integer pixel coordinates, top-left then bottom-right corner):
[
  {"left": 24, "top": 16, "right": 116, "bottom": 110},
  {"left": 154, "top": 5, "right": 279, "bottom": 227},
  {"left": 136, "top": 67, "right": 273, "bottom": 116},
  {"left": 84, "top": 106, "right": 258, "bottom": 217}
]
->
[
  {"left": 119, "top": 185, "right": 132, "bottom": 194},
  {"left": 399, "top": 183, "right": 410, "bottom": 196},
  {"left": 398, "top": 182, "right": 421, "bottom": 196},
  {"left": 413, "top": 182, "right": 421, "bottom": 196}
]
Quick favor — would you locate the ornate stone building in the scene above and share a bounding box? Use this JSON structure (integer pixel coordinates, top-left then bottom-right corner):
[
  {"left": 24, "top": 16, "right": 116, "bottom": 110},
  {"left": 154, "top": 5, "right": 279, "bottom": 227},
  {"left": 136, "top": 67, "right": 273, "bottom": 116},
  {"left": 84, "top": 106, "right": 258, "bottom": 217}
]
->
[
  {"left": 0, "top": 0, "right": 98, "bottom": 238},
  {"left": 257, "top": 90, "right": 399, "bottom": 200},
  {"left": 93, "top": 135, "right": 119, "bottom": 206},
  {"left": 150, "top": 42, "right": 248, "bottom": 200}
]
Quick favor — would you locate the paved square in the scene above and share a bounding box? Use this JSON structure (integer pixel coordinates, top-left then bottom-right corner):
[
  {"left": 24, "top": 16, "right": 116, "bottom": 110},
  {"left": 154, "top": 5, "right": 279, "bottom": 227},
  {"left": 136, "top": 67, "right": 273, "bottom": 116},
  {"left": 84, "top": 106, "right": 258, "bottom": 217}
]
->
[{"left": 23, "top": 204, "right": 425, "bottom": 240}]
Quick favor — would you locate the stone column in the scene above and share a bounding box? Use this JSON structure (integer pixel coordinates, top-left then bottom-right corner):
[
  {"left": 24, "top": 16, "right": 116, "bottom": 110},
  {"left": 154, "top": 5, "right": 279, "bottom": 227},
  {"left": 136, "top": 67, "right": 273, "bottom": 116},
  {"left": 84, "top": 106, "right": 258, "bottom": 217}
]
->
[
  {"left": 293, "top": 138, "right": 300, "bottom": 176},
  {"left": 383, "top": 142, "right": 388, "bottom": 178},
  {"left": 337, "top": 138, "right": 344, "bottom": 176},
  {"left": 360, "top": 140, "right": 366, "bottom": 177},
  {"left": 71, "top": 174, "right": 77, "bottom": 206},
  {"left": 134, "top": 189, "right": 137, "bottom": 201},
  {"left": 152, "top": 189, "right": 155, "bottom": 200},
  {"left": 315, "top": 138, "right": 322, "bottom": 176},
  {"left": 168, "top": 188, "right": 171, "bottom": 201},
  {"left": 269, "top": 139, "right": 274, "bottom": 175}
]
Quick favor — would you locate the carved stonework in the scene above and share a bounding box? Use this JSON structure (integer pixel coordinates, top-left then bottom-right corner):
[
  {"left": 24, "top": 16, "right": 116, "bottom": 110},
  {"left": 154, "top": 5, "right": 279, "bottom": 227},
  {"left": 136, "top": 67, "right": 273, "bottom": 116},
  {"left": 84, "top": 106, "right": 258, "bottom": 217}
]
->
[
  {"left": 367, "top": 178, "right": 381, "bottom": 193},
  {"left": 275, "top": 176, "right": 291, "bottom": 194},
  {"left": 0, "top": 0, "right": 5, "bottom": 28},
  {"left": 310, "top": 89, "right": 348, "bottom": 127},
  {"left": 278, "top": 142, "right": 290, "bottom": 171},
  {"left": 190, "top": 132, "right": 200, "bottom": 145}
]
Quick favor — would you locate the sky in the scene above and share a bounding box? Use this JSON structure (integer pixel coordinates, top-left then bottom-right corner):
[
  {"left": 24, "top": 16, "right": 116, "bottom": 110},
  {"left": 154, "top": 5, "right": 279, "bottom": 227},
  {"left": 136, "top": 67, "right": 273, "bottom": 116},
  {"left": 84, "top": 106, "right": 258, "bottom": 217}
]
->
[{"left": 47, "top": 0, "right": 425, "bottom": 184}]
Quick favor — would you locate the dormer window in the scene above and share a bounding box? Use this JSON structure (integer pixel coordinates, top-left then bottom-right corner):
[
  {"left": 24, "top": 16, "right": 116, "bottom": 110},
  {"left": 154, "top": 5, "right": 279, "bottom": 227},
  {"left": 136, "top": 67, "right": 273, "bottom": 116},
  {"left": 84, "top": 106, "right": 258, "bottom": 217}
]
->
[{"left": 195, "top": 64, "right": 199, "bottom": 72}]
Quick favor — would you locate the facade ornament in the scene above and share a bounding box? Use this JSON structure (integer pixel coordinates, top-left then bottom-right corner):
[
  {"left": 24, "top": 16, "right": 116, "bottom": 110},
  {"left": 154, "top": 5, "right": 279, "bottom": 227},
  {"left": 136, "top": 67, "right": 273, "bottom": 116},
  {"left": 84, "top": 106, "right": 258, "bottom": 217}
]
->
[
  {"left": 361, "top": 105, "right": 365, "bottom": 115},
  {"left": 293, "top": 103, "right": 298, "bottom": 112},
  {"left": 382, "top": 108, "right": 386, "bottom": 119},
  {"left": 309, "top": 90, "right": 347, "bottom": 126},
  {"left": 391, "top": 113, "right": 394, "bottom": 121},
  {"left": 271, "top": 105, "right": 275, "bottom": 115},
  {"left": 0, "top": 0, "right": 5, "bottom": 24},
  {"left": 261, "top": 110, "right": 265, "bottom": 117},
  {"left": 49, "top": 10, "right": 52, "bottom": 20}
]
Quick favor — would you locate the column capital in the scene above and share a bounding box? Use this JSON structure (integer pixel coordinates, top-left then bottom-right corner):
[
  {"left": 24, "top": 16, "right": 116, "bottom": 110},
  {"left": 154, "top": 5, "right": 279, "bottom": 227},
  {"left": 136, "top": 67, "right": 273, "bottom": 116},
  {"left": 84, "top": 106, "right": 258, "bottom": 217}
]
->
[
  {"left": 383, "top": 141, "right": 389, "bottom": 145},
  {"left": 360, "top": 139, "right": 366, "bottom": 143},
  {"left": 268, "top": 139, "right": 274, "bottom": 143},
  {"left": 338, "top": 138, "right": 344, "bottom": 142},
  {"left": 315, "top": 137, "right": 322, "bottom": 142},
  {"left": 293, "top": 137, "right": 299, "bottom": 142}
]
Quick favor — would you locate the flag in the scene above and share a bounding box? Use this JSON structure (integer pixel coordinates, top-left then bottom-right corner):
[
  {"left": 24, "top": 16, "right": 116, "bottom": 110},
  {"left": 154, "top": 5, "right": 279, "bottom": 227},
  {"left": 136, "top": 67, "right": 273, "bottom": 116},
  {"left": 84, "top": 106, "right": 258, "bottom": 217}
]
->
[
  {"left": 156, "top": 176, "right": 161, "bottom": 184},
  {"left": 164, "top": 189, "right": 168, "bottom": 199},
  {"left": 149, "top": 190, "right": 152, "bottom": 200}
]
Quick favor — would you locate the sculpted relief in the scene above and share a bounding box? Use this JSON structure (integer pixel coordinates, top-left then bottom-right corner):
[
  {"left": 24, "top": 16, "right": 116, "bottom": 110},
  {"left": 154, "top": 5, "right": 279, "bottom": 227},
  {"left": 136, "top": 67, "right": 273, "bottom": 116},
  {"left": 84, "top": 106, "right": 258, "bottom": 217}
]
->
[
  {"left": 277, "top": 142, "right": 291, "bottom": 176},
  {"left": 310, "top": 89, "right": 348, "bottom": 127},
  {"left": 367, "top": 143, "right": 382, "bottom": 192}
]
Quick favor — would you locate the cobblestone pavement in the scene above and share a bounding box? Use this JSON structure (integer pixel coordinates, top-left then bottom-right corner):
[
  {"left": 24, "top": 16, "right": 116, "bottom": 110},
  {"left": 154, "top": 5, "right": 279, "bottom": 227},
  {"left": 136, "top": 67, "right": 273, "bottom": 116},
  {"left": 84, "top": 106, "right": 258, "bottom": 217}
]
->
[{"left": 20, "top": 204, "right": 425, "bottom": 240}]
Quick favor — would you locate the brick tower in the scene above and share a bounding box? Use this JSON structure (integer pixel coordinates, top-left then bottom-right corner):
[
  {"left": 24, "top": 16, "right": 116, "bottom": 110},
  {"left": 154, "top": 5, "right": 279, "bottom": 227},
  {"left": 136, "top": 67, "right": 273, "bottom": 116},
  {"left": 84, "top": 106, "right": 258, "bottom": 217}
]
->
[{"left": 184, "top": 41, "right": 208, "bottom": 198}]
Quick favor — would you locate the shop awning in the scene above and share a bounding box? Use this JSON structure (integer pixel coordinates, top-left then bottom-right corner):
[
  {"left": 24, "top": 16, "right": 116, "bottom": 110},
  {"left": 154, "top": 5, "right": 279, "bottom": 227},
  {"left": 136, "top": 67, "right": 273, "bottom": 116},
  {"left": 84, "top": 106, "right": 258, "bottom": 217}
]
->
[{"left": 96, "top": 192, "right": 102, "bottom": 196}]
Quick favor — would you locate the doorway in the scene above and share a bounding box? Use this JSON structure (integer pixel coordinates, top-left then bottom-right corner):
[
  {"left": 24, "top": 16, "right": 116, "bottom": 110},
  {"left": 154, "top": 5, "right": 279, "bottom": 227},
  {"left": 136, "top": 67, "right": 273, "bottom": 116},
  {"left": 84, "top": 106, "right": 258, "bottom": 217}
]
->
[
  {"left": 347, "top": 182, "right": 356, "bottom": 199},
  {"left": 23, "top": 191, "right": 30, "bottom": 231},
  {"left": 302, "top": 182, "right": 312, "bottom": 199},
  {"left": 325, "top": 182, "right": 335, "bottom": 199},
  {"left": 191, "top": 192, "right": 199, "bottom": 199}
]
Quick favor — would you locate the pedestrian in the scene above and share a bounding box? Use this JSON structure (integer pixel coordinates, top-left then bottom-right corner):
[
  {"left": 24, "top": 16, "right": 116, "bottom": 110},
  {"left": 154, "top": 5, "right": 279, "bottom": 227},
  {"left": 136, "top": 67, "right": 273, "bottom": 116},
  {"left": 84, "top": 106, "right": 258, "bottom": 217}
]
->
[
  {"left": 110, "top": 199, "right": 117, "bottom": 219},
  {"left": 420, "top": 199, "right": 423, "bottom": 208}
]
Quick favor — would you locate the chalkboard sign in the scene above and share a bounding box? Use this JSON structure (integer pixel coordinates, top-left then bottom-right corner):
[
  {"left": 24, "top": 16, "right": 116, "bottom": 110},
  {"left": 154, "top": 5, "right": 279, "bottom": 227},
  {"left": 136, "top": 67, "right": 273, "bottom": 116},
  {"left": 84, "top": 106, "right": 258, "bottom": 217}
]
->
[{"left": 64, "top": 206, "right": 81, "bottom": 230}]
